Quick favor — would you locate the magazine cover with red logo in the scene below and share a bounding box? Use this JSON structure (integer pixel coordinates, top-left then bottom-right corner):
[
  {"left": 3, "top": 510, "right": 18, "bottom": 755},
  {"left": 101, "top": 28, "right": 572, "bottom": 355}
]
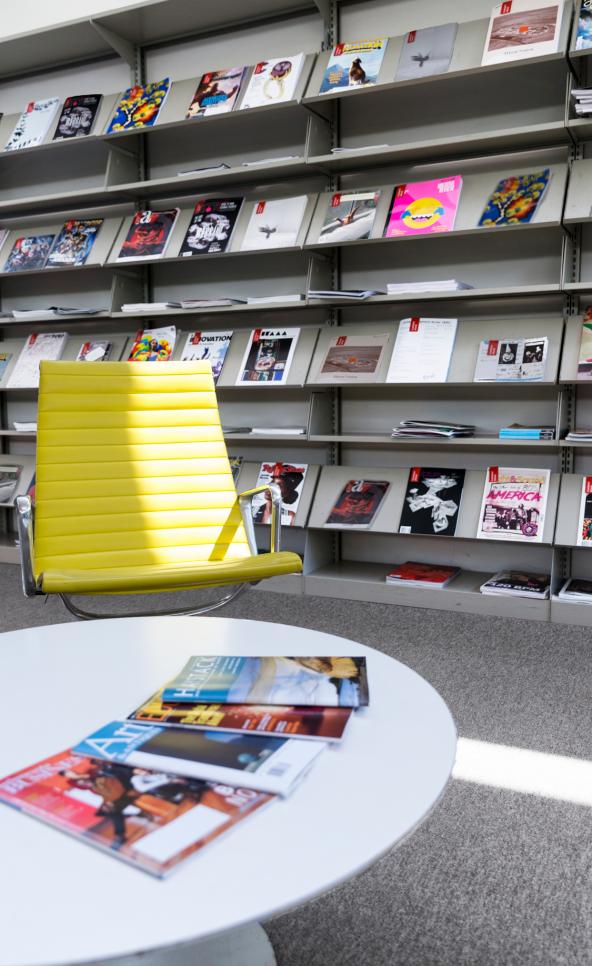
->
[
  {"left": 128, "top": 326, "right": 176, "bottom": 362},
  {"left": 117, "top": 209, "right": 179, "bottom": 260},
  {"left": 477, "top": 466, "right": 550, "bottom": 542},
  {"left": 252, "top": 461, "right": 308, "bottom": 526},
  {"left": 236, "top": 327, "right": 300, "bottom": 384},
  {"left": 106, "top": 78, "right": 170, "bottom": 132},
  {"left": 577, "top": 475, "right": 592, "bottom": 546},
  {"left": 399, "top": 467, "right": 465, "bottom": 536},
  {"left": 326, "top": 479, "right": 390, "bottom": 528}
]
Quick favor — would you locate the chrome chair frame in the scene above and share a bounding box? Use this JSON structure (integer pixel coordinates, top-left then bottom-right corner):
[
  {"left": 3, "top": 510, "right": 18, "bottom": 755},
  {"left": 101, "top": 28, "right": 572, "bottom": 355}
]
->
[{"left": 16, "top": 483, "right": 284, "bottom": 620}]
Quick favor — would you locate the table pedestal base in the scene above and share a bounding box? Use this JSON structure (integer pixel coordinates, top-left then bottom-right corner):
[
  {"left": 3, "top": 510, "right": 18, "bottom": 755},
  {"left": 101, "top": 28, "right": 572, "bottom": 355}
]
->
[{"left": 91, "top": 923, "right": 276, "bottom": 966}]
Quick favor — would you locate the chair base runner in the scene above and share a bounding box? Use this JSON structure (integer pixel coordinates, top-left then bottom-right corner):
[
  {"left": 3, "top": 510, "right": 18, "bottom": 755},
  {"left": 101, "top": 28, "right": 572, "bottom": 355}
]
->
[{"left": 58, "top": 582, "right": 254, "bottom": 621}]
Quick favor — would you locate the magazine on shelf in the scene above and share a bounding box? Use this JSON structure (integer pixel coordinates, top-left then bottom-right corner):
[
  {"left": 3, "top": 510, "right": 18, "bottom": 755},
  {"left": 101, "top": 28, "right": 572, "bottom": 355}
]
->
[
  {"left": 384, "top": 176, "right": 463, "bottom": 237},
  {"left": 162, "top": 655, "right": 369, "bottom": 708},
  {"left": 75, "top": 340, "right": 113, "bottom": 362},
  {"left": 481, "top": 0, "right": 563, "bottom": 66},
  {"left": 315, "top": 332, "right": 390, "bottom": 383},
  {"left": 241, "top": 53, "right": 306, "bottom": 108},
  {"left": 7, "top": 332, "right": 67, "bottom": 389},
  {"left": 325, "top": 479, "right": 390, "bottom": 529},
  {"left": 46, "top": 219, "right": 103, "bottom": 268},
  {"left": 395, "top": 23, "right": 458, "bottom": 81},
  {"left": 0, "top": 352, "right": 12, "bottom": 381},
  {"left": 0, "top": 465, "right": 21, "bottom": 504},
  {"left": 385, "top": 561, "right": 460, "bottom": 588},
  {"left": 3, "top": 235, "right": 55, "bottom": 272},
  {"left": 128, "top": 326, "right": 176, "bottom": 362},
  {"left": 576, "top": 1, "right": 592, "bottom": 48},
  {"left": 474, "top": 336, "right": 548, "bottom": 381},
  {"left": 252, "top": 461, "right": 308, "bottom": 526},
  {"left": 129, "top": 690, "right": 352, "bottom": 741},
  {"left": 180, "top": 331, "right": 232, "bottom": 383},
  {"left": 179, "top": 198, "right": 242, "bottom": 256},
  {"left": 240, "top": 196, "right": 308, "bottom": 251},
  {"left": 106, "top": 78, "right": 170, "bottom": 132},
  {"left": 577, "top": 476, "right": 592, "bottom": 546},
  {"left": 319, "top": 38, "right": 388, "bottom": 93},
  {"left": 53, "top": 95, "right": 102, "bottom": 139},
  {"left": 186, "top": 67, "right": 247, "bottom": 117},
  {"left": 477, "top": 466, "right": 550, "bottom": 543},
  {"left": 386, "top": 317, "right": 458, "bottom": 383},
  {"left": 0, "top": 748, "right": 272, "bottom": 878},
  {"left": 386, "top": 279, "right": 472, "bottom": 294},
  {"left": 392, "top": 420, "right": 474, "bottom": 439},
  {"left": 236, "top": 327, "right": 300, "bottom": 384},
  {"left": 577, "top": 320, "right": 592, "bottom": 380},
  {"left": 478, "top": 169, "right": 551, "bottom": 226},
  {"left": 317, "top": 190, "right": 381, "bottom": 243},
  {"left": 558, "top": 577, "right": 592, "bottom": 600},
  {"left": 229, "top": 455, "right": 243, "bottom": 482},
  {"left": 399, "top": 467, "right": 465, "bottom": 536},
  {"left": 480, "top": 571, "right": 550, "bottom": 598},
  {"left": 4, "top": 98, "right": 61, "bottom": 151},
  {"left": 117, "top": 209, "right": 180, "bottom": 261},
  {"left": 73, "top": 720, "right": 325, "bottom": 798}
]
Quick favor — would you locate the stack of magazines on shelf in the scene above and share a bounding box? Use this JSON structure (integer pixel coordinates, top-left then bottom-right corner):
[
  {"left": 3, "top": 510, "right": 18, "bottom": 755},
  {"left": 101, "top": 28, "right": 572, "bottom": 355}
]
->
[
  {"left": 386, "top": 561, "right": 460, "bottom": 589},
  {"left": 0, "top": 654, "right": 368, "bottom": 878},
  {"left": 479, "top": 571, "right": 551, "bottom": 600},
  {"left": 571, "top": 89, "right": 592, "bottom": 116},
  {"left": 498, "top": 424, "right": 555, "bottom": 440},
  {"left": 391, "top": 420, "right": 475, "bottom": 440},
  {"left": 564, "top": 428, "right": 592, "bottom": 443},
  {"left": 386, "top": 280, "right": 473, "bottom": 295},
  {"left": 556, "top": 578, "right": 592, "bottom": 603},
  {"left": 307, "top": 289, "right": 383, "bottom": 301}
]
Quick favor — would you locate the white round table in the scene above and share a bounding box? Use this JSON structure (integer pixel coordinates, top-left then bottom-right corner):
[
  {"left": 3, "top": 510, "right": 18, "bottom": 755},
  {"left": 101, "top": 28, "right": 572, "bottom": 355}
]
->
[{"left": 0, "top": 616, "right": 456, "bottom": 966}]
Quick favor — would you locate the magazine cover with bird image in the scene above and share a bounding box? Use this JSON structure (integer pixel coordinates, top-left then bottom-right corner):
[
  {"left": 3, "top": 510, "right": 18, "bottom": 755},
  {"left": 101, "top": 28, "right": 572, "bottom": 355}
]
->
[
  {"left": 477, "top": 169, "right": 551, "bottom": 227},
  {"left": 319, "top": 39, "right": 388, "bottom": 93}
]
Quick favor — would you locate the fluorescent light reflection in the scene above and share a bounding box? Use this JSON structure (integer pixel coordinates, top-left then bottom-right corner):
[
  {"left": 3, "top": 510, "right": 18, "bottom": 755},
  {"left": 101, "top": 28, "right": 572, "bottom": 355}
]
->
[{"left": 453, "top": 737, "right": 592, "bottom": 807}]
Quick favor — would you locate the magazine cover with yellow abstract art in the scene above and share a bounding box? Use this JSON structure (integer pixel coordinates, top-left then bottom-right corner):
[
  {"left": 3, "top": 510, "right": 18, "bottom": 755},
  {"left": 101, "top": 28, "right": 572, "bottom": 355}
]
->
[
  {"left": 478, "top": 169, "right": 550, "bottom": 226},
  {"left": 128, "top": 326, "right": 176, "bottom": 362},
  {"left": 106, "top": 77, "right": 170, "bottom": 132}
]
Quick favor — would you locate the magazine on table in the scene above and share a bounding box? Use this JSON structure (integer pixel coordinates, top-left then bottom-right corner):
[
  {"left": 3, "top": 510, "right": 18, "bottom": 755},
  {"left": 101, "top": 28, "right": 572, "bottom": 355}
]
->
[
  {"left": 386, "top": 318, "right": 458, "bottom": 383},
  {"left": 129, "top": 690, "right": 352, "bottom": 741},
  {"left": 128, "top": 326, "right": 176, "bottom": 362},
  {"left": 481, "top": 0, "right": 563, "bottom": 66},
  {"left": 106, "top": 78, "right": 170, "bottom": 132},
  {"left": 315, "top": 332, "right": 390, "bottom": 383},
  {"left": 162, "top": 655, "right": 369, "bottom": 708},
  {"left": 179, "top": 198, "right": 242, "bottom": 255},
  {"left": 317, "top": 190, "right": 381, "bottom": 243},
  {"left": 236, "top": 327, "right": 300, "bottom": 384},
  {"left": 46, "top": 219, "right": 103, "bottom": 268},
  {"left": 75, "top": 340, "right": 113, "bottom": 362},
  {"left": 180, "top": 331, "right": 232, "bottom": 382},
  {"left": 577, "top": 476, "right": 592, "bottom": 546},
  {"left": 385, "top": 561, "right": 460, "bottom": 588},
  {"left": 474, "top": 336, "right": 548, "bottom": 381},
  {"left": 325, "top": 479, "right": 389, "bottom": 529},
  {"left": 395, "top": 23, "right": 458, "bottom": 80},
  {"left": 0, "top": 748, "right": 272, "bottom": 878},
  {"left": 480, "top": 571, "right": 550, "bottom": 598},
  {"left": 73, "top": 720, "right": 326, "bottom": 797},
  {"left": 117, "top": 209, "right": 179, "bottom": 261},
  {"left": 7, "top": 332, "right": 67, "bottom": 388},
  {"left": 4, "top": 98, "right": 61, "bottom": 151},
  {"left": 186, "top": 67, "right": 247, "bottom": 117},
  {"left": 3, "top": 235, "right": 55, "bottom": 272},
  {"left": 319, "top": 38, "right": 388, "bottom": 93},
  {"left": 252, "top": 461, "right": 308, "bottom": 526},
  {"left": 241, "top": 53, "right": 306, "bottom": 108},
  {"left": 53, "top": 95, "right": 102, "bottom": 139},
  {"left": 477, "top": 466, "right": 550, "bottom": 543},
  {"left": 240, "top": 196, "right": 308, "bottom": 251},
  {"left": 399, "top": 467, "right": 465, "bottom": 536},
  {"left": 478, "top": 169, "right": 551, "bottom": 227},
  {"left": 0, "top": 465, "right": 21, "bottom": 504},
  {"left": 384, "top": 176, "right": 462, "bottom": 237}
]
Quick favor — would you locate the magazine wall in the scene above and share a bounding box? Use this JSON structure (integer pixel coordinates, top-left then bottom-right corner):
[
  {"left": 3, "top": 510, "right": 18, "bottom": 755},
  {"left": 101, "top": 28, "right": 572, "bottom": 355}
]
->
[{"left": 1, "top": 0, "right": 592, "bottom": 623}]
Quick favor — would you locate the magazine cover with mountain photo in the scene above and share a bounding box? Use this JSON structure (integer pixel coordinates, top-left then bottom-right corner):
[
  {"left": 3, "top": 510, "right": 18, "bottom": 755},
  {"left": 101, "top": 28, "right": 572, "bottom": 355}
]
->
[
  {"left": 326, "top": 479, "right": 390, "bottom": 528},
  {"left": 384, "top": 176, "right": 463, "bottom": 237},
  {"left": 477, "top": 466, "right": 550, "bottom": 543},
  {"left": 316, "top": 332, "right": 390, "bottom": 383},
  {"left": 241, "top": 53, "right": 306, "bottom": 108},
  {"left": 395, "top": 24, "right": 458, "bottom": 80},
  {"left": 481, "top": 0, "right": 562, "bottom": 66},
  {"left": 236, "top": 327, "right": 300, "bottom": 384},
  {"left": 117, "top": 209, "right": 179, "bottom": 260},
  {"left": 106, "top": 78, "right": 170, "bottom": 132},
  {"left": 0, "top": 748, "right": 272, "bottom": 878},
  {"left": 179, "top": 198, "right": 242, "bottom": 256},
  {"left": 5, "top": 98, "right": 61, "bottom": 151},
  {"left": 53, "top": 95, "right": 102, "bottom": 139},
  {"left": 3, "top": 234, "right": 55, "bottom": 272},
  {"left": 318, "top": 190, "right": 381, "bottom": 243},
  {"left": 478, "top": 169, "right": 551, "bottom": 227},
  {"left": 252, "top": 461, "right": 308, "bottom": 526},
  {"left": 240, "top": 196, "right": 308, "bottom": 250},
  {"left": 186, "top": 67, "right": 247, "bottom": 117},
  {"left": 399, "top": 467, "right": 465, "bottom": 536},
  {"left": 46, "top": 219, "right": 103, "bottom": 267},
  {"left": 320, "top": 38, "right": 388, "bottom": 93},
  {"left": 181, "top": 330, "right": 232, "bottom": 382}
]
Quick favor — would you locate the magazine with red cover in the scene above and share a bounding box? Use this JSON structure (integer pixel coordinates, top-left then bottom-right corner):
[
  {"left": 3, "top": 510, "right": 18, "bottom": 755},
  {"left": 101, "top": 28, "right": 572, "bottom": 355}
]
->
[
  {"left": 0, "top": 749, "right": 273, "bottom": 878},
  {"left": 325, "top": 479, "right": 390, "bottom": 528},
  {"left": 129, "top": 690, "right": 352, "bottom": 741},
  {"left": 386, "top": 561, "right": 460, "bottom": 587},
  {"left": 117, "top": 209, "right": 180, "bottom": 260}
]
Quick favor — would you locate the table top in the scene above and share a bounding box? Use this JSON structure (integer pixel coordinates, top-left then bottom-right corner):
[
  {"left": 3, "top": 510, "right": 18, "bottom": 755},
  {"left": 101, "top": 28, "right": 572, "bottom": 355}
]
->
[{"left": 0, "top": 616, "right": 456, "bottom": 966}]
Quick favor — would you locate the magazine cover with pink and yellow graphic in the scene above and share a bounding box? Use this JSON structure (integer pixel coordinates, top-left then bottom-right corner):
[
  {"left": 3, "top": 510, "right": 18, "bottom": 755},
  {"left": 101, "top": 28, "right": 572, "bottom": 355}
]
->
[{"left": 384, "top": 175, "right": 463, "bottom": 237}]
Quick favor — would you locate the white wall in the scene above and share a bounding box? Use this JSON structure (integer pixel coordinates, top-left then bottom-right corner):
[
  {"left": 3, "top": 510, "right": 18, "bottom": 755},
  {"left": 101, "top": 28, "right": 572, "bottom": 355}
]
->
[{"left": 0, "top": 0, "right": 140, "bottom": 38}]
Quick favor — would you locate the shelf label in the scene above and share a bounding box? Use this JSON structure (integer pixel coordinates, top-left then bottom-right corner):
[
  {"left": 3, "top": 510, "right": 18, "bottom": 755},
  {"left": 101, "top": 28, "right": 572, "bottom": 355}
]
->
[
  {"left": 488, "top": 467, "right": 499, "bottom": 483},
  {"left": 336, "top": 336, "right": 347, "bottom": 346},
  {"left": 331, "top": 193, "right": 341, "bottom": 207},
  {"left": 256, "top": 201, "right": 266, "bottom": 214},
  {"left": 409, "top": 317, "right": 420, "bottom": 332},
  {"left": 501, "top": 1, "right": 512, "bottom": 14},
  {"left": 487, "top": 339, "right": 499, "bottom": 356},
  {"left": 407, "top": 30, "right": 417, "bottom": 43},
  {"left": 410, "top": 467, "right": 421, "bottom": 483},
  {"left": 585, "top": 476, "right": 592, "bottom": 494}
]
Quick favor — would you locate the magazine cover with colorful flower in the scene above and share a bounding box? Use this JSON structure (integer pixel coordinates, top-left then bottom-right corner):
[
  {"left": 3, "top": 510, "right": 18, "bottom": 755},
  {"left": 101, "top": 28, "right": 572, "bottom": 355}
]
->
[
  {"left": 478, "top": 169, "right": 550, "bottom": 227},
  {"left": 107, "top": 77, "right": 170, "bottom": 132}
]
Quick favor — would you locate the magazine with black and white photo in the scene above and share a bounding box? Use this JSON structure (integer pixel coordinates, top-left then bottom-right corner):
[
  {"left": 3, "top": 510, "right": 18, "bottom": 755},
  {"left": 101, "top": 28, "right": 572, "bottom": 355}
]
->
[
  {"left": 180, "top": 330, "right": 232, "bottom": 383},
  {"left": 0, "top": 465, "right": 22, "bottom": 504},
  {"left": 236, "top": 328, "right": 300, "bottom": 384},
  {"left": 480, "top": 571, "right": 551, "bottom": 598},
  {"left": 473, "top": 337, "right": 548, "bottom": 381},
  {"left": 240, "top": 53, "right": 306, "bottom": 108},
  {"left": 477, "top": 466, "right": 550, "bottom": 543},
  {"left": 52, "top": 95, "right": 102, "bottom": 139},
  {"left": 395, "top": 23, "right": 458, "bottom": 81},
  {"left": 315, "top": 332, "right": 390, "bottom": 383},
  {"left": 179, "top": 198, "right": 242, "bottom": 256},
  {"left": 317, "top": 190, "right": 381, "bottom": 243},
  {"left": 252, "top": 461, "right": 308, "bottom": 526},
  {"left": 386, "top": 318, "right": 458, "bottom": 383},
  {"left": 7, "top": 332, "right": 67, "bottom": 389},
  {"left": 4, "top": 98, "right": 61, "bottom": 151},
  {"left": 325, "top": 479, "right": 390, "bottom": 528},
  {"left": 399, "top": 467, "right": 465, "bottom": 536},
  {"left": 240, "top": 196, "right": 308, "bottom": 251}
]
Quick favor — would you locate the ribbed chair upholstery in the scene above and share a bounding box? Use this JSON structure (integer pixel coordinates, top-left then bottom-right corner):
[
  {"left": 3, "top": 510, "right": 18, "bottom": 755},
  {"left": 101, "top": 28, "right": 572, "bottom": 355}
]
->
[{"left": 16, "top": 360, "right": 302, "bottom": 617}]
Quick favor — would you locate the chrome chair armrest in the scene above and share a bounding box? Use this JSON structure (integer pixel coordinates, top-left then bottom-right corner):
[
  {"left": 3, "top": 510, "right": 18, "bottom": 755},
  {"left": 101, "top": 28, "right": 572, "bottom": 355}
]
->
[
  {"left": 238, "top": 483, "right": 283, "bottom": 554},
  {"left": 16, "top": 496, "right": 39, "bottom": 597}
]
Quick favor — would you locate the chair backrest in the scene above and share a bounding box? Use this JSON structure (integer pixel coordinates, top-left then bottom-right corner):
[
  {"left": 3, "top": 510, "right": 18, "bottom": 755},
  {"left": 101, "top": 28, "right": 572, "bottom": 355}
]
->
[{"left": 33, "top": 360, "right": 249, "bottom": 577}]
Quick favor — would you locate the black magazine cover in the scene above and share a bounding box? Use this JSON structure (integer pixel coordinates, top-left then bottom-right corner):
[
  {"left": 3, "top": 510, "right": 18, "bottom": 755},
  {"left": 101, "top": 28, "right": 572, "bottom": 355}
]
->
[
  {"left": 53, "top": 95, "right": 102, "bottom": 139},
  {"left": 179, "top": 198, "right": 242, "bottom": 255},
  {"left": 326, "top": 479, "right": 390, "bottom": 527},
  {"left": 399, "top": 466, "right": 465, "bottom": 536}
]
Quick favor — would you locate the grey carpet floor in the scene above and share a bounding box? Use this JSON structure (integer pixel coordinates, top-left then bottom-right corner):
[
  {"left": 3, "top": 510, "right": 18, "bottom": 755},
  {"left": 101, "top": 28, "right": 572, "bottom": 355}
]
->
[{"left": 2, "top": 565, "right": 592, "bottom": 966}]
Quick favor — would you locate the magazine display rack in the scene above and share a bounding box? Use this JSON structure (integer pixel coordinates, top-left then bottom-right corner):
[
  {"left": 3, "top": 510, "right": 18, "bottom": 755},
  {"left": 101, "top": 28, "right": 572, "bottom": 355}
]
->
[{"left": 0, "top": 0, "right": 590, "bottom": 623}]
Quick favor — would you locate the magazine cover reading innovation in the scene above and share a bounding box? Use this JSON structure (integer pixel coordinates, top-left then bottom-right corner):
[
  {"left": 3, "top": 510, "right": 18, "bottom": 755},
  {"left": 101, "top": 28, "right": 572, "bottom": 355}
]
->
[
  {"left": 320, "top": 39, "right": 387, "bottom": 93},
  {"left": 384, "top": 176, "right": 463, "bottom": 237},
  {"left": 477, "top": 466, "right": 550, "bottom": 542}
]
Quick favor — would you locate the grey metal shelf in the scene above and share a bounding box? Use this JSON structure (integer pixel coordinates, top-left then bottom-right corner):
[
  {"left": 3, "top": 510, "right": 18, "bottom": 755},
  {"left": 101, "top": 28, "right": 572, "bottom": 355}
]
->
[{"left": 308, "top": 434, "right": 560, "bottom": 449}]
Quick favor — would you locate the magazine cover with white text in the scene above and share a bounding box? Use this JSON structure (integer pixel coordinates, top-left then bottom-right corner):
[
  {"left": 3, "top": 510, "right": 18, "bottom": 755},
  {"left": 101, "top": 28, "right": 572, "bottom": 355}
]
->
[{"left": 477, "top": 466, "right": 550, "bottom": 542}]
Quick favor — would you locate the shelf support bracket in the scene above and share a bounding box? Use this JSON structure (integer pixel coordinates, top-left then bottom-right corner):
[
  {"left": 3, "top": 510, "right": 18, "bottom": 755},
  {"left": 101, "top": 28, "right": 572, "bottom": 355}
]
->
[{"left": 90, "top": 18, "right": 136, "bottom": 69}]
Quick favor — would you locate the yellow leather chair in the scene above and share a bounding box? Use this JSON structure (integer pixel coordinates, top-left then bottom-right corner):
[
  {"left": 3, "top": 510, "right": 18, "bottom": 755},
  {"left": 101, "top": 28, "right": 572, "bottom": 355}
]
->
[{"left": 16, "top": 360, "right": 302, "bottom": 619}]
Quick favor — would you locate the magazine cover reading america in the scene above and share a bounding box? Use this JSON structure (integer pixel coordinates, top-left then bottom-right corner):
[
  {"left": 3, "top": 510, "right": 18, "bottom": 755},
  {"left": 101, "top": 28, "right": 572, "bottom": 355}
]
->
[
  {"left": 320, "top": 38, "right": 387, "bottom": 93},
  {"left": 399, "top": 467, "right": 465, "bottom": 536},
  {"left": 241, "top": 53, "right": 306, "bottom": 108},
  {"left": 180, "top": 330, "right": 232, "bottom": 382},
  {"left": 4, "top": 234, "right": 55, "bottom": 272},
  {"left": 236, "top": 327, "right": 300, "bottom": 384},
  {"left": 318, "top": 190, "right": 381, "bottom": 243},
  {"left": 326, "top": 479, "right": 390, "bottom": 528},
  {"left": 106, "top": 78, "right": 170, "bottom": 132},
  {"left": 4, "top": 97, "right": 61, "bottom": 151},
  {"left": 478, "top": 169, "right": 550, "bottom": 226},
  {"left": 162, "top": 655, "right": 369, "bottom": 707},
  {"left": 0, "top": 749, "right": 272, "bottom": 878},
  {"left": 46, "top": 219, "right": 103, "bottom": 267},
  {"left": 117, "top": 209, "right": 179, "bottom": 260},
  {"left": 53, "top": 95, "right": 102, "bottom": 139},
  {"left": 477, "top": 466, "right": 550, "bottom": 542},
  {"left": 481, "top": 0, "right": 562, "bottom": 66},
  {"left": 179, "top": 198, "right": 242, "bottom": 255},
  {"left": 252, "top": 461, "right": 308, "bottom": 526},
  {"left": 186, "top": 67, "right": 247, "bottom": 117},
  {"left": 384, "top": 176, "right": 462, "bottom": 237},
  {"left": 128, "top": 326, "right": 176, "bottom": 362},
  {"left": 577, "top": 476, "right": 592, "bottom": 546},
  {"left": 129, "top": 690, "right": 352, "bottom": 741}
]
